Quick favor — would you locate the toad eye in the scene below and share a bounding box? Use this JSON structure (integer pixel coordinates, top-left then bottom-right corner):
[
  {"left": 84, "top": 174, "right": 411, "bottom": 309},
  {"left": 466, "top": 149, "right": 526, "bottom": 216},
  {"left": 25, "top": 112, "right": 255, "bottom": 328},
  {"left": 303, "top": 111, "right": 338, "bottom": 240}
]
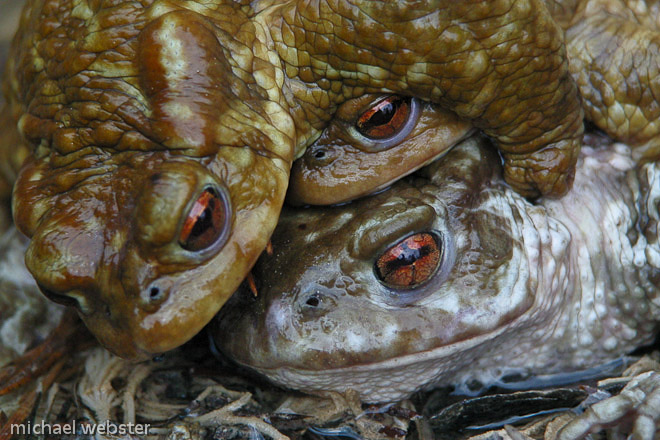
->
[
  {"left": 375, "top": 233, "right": 441, "bottom": 289},
  {"left": 179, "top": 186, "right": 231, "bottom": 253},
  {"left": 356, "top": 96, "right": 417, "bottom": 141}
]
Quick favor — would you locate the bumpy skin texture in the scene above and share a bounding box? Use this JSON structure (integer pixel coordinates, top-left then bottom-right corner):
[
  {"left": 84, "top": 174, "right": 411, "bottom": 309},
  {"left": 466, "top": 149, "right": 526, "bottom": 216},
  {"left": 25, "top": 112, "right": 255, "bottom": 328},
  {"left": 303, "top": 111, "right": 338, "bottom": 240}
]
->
[
  {"left": 268, "top": 0, "right": 583, "bottom": 197},
  {"left": 4, "top": 1, "right": 293, "bottom": 359},
  {"left": 288, "top": 96, "right": 473, "bottom": 205},
  {"left": 215, "top": 136, "right": 660, "bottom": 402},
  {"left": 289, "top": 1, "right": 660, "bottom": 206},
  {"left": 2, "top": 0, "right": 583, "bottom": 358},
  {"left": 562, "top": 0, "right": 660, "bottom": 162}
]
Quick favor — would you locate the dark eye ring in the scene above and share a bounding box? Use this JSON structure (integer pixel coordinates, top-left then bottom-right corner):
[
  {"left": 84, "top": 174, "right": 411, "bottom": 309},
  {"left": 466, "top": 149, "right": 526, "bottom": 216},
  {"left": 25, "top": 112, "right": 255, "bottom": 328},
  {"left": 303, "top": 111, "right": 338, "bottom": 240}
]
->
[
  {"left": 351, "top": 96, "right": 420, "bottom": 152},
  {"left": 374, "top": 232, "right": 442, "bottom": 289},
  {"left": 179, "top": 184, "right": 231, "bottom": 255}
]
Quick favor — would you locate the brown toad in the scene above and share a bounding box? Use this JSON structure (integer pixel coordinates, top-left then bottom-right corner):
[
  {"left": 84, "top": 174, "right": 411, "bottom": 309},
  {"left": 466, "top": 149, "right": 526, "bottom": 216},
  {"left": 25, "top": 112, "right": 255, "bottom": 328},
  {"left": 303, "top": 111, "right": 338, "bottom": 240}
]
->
[{"left": 1, "top": 0, "right": 584, "bottom": 358}]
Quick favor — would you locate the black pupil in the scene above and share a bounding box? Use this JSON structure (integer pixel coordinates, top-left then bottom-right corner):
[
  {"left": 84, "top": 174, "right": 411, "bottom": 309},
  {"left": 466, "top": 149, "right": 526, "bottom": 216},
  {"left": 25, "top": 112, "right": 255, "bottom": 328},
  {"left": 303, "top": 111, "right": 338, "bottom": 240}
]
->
[
  {"left": 385, "top": 243, "right": 428, "bottom": 272},
  {"left": 365, "top": 101, "right": 397, "bottom": 128},
  {"left": 190, "top": 198, "right": 216, "bottom": 239}
]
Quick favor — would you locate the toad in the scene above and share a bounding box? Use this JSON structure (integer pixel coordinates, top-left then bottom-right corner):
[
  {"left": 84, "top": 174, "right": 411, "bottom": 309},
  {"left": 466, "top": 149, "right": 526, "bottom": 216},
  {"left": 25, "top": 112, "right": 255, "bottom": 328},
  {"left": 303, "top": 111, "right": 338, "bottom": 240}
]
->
[
  {"left": 287, "top": 95, "right": 473, "bottom": 205},
  {"left": 214, "top": 135, "right": 660, "bottom": 404},
  {"left": 289, "top": 0, "right": 660, "bottom": 206},
  {"left": 0, "top": 0, "right": 584, "bottom": 359}
]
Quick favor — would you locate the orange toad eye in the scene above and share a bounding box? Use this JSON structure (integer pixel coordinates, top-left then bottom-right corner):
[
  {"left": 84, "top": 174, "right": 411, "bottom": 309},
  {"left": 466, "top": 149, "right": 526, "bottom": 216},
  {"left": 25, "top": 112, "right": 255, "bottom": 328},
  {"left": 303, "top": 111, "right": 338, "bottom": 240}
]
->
[
  {"left": 357, "top": 96, "right": 413, "bottom": 140},
  {"left": 179, "top": 186, "right": 230, "bottom": 252},
  {"left": 375, "top": 233, "right": 441, "bottom": 288}
]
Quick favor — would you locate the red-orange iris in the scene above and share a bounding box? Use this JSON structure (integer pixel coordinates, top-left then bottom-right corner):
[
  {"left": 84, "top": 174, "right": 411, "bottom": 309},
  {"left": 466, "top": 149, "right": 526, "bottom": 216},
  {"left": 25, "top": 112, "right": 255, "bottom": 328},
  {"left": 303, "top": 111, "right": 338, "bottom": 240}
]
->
[
  {"left": 179, "top": 188, "right": 226, "bottom": 252},
  {"left": 375, "top": 233, "right": 441, "bottom": 288},
  {"left": 356, "top": 96, "right": 412, "bottom": 139}
]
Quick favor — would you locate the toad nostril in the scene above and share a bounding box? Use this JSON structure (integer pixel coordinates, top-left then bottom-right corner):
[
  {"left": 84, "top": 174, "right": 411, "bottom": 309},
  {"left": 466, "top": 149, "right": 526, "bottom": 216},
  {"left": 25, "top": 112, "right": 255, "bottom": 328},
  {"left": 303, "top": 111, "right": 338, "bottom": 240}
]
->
[
  {"left": 139, "top": 282, "right": 169, "bottom": 312},
  {"left": 305, "top": 295, "right": 320, "bottom": 307},
  {"left": 298, "top": 286, "right": 338, "bottom": 317}
]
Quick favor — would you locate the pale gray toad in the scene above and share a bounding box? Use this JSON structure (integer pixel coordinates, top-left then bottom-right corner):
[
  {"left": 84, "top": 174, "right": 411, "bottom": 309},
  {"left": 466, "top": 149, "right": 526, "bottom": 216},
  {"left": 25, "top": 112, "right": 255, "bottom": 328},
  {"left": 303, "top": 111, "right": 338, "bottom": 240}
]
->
[{"left": 215, "top": 136, "right": 660, "bottom": 404}]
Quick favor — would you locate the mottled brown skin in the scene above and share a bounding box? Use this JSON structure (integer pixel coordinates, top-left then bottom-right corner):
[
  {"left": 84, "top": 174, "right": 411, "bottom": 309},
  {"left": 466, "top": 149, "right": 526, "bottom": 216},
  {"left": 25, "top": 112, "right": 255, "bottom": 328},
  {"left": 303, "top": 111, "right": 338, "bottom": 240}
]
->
[
  {"left": 215, "top": 135, "right": 660, "bottom": 403},
  {"left": 3, "top": 2, "right": 293, "bottom": 359},
  {"left": 269, "top": 0, "right": 584, "bottom": 197},
  {"left": 289, "top": 1, "right": 660, "bottom": 206},
  {"left": 562, "top": 0, "right": 660, "bottom": 162},
  {"left": 288, "top": 96, "right": 473, "bottom": 205},
  {"left": 1, "top": 0, "right": 584, "bottom": 359}
]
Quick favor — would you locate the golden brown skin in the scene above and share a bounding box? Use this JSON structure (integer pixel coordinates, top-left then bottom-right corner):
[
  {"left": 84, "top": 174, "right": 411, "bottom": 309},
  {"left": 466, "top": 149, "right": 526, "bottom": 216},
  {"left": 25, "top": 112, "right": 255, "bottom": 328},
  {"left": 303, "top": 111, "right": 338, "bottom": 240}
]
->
[
  {"left": 269, "top": 0, "right": 584, "bottom": 198},
  {"left": 4, "top": 2, "right": 292, "bottom": 359},
  {"left": 1, "top": 0, "right": 584, "bottom": 359},
  {"left": 290, "top": 1, "right": 660, "bottom": 207},
  {"left": 288, "top": 96, "right": 473, "bottom": 205},
  {"left": 562, "top": 0, "right": 660, "bottom": 162}
]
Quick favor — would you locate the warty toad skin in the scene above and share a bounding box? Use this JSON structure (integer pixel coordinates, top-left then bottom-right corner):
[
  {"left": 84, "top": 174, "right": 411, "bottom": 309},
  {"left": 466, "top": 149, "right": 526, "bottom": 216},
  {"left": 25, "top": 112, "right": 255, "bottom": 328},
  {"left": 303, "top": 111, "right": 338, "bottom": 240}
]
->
[
  {"left": 0, "top": 0, "right": 584, "bottom": 358},
  {"left": 215, "top": 136, "right": 660, "bottom": 403}
]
